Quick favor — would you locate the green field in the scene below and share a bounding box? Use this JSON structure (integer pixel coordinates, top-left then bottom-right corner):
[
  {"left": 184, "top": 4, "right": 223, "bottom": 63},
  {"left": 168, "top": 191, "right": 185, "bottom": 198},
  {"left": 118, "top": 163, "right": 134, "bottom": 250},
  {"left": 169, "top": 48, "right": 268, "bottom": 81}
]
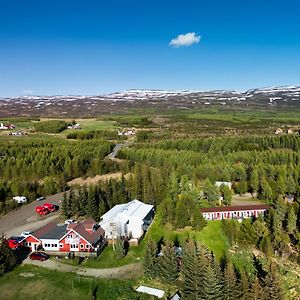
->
[{"left": 0, "top": 265, "right": 146, "bottom": 300}]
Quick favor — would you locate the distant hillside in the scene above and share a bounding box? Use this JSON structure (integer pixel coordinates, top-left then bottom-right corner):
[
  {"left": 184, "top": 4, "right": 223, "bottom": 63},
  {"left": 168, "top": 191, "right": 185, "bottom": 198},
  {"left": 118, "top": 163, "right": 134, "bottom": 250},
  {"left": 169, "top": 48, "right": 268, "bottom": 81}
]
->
[{"left": 1, "top": 86, "right": 300, "bottom": 117}]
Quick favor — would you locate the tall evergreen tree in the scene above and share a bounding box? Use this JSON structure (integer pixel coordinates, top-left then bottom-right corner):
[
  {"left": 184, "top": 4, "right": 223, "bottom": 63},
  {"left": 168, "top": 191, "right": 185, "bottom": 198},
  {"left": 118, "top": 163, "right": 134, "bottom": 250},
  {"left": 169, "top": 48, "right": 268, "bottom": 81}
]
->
[
  {"left": 182, "top": 239, "right": 205, "bottom": 300},
  {"left": 144, "top": 238, "right": 159, "bottom": 279},
  {"left": 223, "top": 259, "right": 240, "bottom": 300},
  {"left": 158, "top": 240, "right": 179, "bottom": 283},
  {"left": 263, "top": 263, "right": 284, "bottom": 300}
]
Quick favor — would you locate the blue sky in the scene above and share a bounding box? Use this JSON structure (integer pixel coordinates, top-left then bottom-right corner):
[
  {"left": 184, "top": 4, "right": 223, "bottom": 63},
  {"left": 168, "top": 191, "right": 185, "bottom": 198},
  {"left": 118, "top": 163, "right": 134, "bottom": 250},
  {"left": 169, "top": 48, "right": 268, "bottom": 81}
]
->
[{"left": 1, "top": 0, "right": 300, "bottom": 96}]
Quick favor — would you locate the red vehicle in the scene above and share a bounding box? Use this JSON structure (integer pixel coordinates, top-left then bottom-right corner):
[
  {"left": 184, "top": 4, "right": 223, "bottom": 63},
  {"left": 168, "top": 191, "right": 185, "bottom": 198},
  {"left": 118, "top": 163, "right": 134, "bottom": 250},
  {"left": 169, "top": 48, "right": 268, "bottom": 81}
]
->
[
  {"left": 6, "top": 236, "right": 25, "bottom": 249},
  {"left": 42, "top": 203, "right": 57, "bottom": 212},
  {"left": 29, "top": 252, "right": 49, "bottom": 261},
  {"left": 35, "top": 206, "right": 50, "bottom": 215}
]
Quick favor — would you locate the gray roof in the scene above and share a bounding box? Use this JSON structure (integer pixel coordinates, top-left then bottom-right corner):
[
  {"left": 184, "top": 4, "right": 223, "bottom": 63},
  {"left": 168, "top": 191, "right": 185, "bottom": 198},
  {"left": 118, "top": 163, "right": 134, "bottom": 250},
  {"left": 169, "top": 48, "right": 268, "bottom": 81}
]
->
[{"left": 34, "top": 223, "right": 68, "bottom": 240}]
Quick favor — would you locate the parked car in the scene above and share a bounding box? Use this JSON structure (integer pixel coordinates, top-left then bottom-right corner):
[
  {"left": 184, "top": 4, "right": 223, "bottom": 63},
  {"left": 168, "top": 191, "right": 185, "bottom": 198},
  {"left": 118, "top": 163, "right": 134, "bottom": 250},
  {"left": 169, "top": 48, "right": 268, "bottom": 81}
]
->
[
  {"left": 36, "top": 196, "right": 46, "bottom": 201},
  {"left": 65, "top": 219, "right": 76, "bottom": 224},
  {"left": 20, "top": 231, "right": 31, "bottom": 237},
  {"left": 29, "top": 252, "right": 49, "bottom": 261},
  {"left": 35, "top": 206, "right": 50, "bottom": 215},
  {"left": 43, "top": 203, "right": 58, "bottom": 212}
]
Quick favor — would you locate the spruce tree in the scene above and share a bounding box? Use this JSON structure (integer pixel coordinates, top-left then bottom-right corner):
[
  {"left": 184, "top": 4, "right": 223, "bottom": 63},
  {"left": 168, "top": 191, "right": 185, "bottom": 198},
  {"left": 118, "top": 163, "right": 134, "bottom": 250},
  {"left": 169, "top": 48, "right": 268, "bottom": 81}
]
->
[
  {"left": 263, "top": 263, "right": 284, "bottom": 300},
  {"left": 158, "top": 240, "right": 179, "bottom": 283},
  {"left": 182, "top": 239, "right": 205, "bottom": 300},
  {"left": 144, "top": 238, "right": 158, "bottom": 279},
  {"left": 249, "top": 276, "right": 265, "bottom": 300},
  {"left": 203, "top": 264, "right": 223, "bottom": 300},
  {"left": 223, "top": 259, "right": 240, "bottom": 300},
  {"left": 286, "top": 206, "right": 297, "bottom": 234}
]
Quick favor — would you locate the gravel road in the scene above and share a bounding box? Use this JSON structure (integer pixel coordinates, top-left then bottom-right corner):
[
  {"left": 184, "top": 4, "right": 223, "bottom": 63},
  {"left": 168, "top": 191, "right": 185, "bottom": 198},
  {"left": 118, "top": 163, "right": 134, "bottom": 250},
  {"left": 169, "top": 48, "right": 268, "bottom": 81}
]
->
[{"left": 23, "top": 258, "right": 143, "bottom": 279}]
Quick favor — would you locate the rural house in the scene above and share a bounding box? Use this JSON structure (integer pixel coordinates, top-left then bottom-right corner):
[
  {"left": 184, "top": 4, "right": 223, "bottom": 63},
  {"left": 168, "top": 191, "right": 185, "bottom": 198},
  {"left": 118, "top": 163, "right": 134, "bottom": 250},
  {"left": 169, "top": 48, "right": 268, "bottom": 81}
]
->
[
  {"left": 24, "top": 218, "right": 106, "bottom": 257},
  {"left": 99, "top": 199, "right": 154, "bottom": 245}
]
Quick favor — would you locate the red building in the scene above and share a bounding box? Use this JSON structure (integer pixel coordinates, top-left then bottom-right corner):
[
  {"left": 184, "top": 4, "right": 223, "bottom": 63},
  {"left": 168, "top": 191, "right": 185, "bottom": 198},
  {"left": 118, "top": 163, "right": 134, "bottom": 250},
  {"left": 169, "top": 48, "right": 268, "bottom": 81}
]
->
[
  {"left": 24, "top": 218, "right": 106, "bottom": 257},
  {"left": 201, "top": 204, "right": 270, "bottom": 221}
]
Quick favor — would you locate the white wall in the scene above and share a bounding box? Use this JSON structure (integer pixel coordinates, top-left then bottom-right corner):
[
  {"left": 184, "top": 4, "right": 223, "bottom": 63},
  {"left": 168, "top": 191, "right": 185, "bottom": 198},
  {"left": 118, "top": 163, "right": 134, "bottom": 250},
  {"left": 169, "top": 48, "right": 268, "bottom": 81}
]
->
[{"left": 41, "top": 239, "right": 60, "bottom": 251}]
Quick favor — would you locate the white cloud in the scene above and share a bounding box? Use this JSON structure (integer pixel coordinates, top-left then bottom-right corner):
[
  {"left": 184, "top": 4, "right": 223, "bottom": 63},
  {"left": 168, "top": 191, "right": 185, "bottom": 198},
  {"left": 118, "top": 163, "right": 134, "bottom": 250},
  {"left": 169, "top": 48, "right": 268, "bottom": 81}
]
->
[{"left": 169, "top": 32, "right": 201, "bottom": 47}]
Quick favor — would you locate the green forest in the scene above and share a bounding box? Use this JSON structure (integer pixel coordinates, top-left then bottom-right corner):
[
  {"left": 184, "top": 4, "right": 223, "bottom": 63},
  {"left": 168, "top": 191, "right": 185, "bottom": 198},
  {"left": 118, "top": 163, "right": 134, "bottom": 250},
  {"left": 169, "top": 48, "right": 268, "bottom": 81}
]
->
[{"left": 1, "top": 117, "right": 300, "bottom": 299}]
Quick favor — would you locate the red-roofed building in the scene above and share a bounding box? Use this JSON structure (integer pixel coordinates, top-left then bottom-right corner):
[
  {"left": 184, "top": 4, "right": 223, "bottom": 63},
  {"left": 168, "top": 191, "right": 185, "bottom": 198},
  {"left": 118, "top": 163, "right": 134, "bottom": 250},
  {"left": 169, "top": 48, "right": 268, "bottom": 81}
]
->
[
  {"left": 24, "top": 218, "right": 106, "bottom": 257},
  {"left": 200, "top": 205, "right": 270, "bottom": 221}
]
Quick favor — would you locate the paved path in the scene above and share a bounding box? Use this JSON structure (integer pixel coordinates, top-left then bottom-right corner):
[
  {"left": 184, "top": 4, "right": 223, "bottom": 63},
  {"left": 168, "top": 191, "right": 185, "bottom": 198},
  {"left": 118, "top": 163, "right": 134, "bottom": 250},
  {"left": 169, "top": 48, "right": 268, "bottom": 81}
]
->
[
  {"left": 0, "top": 192, "right": 65, "bottom": 237},
  {"left": 107, "top": 142, "right": 133, "bottom": 159},
  {"left": 23, "top": 258, "right": 143, "bottom": 279}
]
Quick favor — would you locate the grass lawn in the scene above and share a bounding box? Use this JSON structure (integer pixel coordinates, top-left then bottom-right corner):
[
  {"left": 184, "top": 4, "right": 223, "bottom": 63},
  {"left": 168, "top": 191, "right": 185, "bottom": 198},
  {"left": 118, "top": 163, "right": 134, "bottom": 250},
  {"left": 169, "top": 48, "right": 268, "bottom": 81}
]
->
[
  {"left": 146, "top": 215, "right": 230, "bottom": 259},
  {"left": 77, "top": 245, "right": 144, "bottom": 268},
  {"left": 0, "top": 264, "right": 146, "bottom": 300}
]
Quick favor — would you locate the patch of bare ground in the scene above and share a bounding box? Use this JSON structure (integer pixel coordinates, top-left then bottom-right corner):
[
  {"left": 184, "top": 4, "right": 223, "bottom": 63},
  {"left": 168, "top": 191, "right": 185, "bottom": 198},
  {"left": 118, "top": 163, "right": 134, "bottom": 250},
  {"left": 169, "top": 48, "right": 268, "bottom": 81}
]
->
[
  {"left": 231, "top": 193, "right": 262, "bottom": 206},
  {"left": 67, "top": 172, "right": 131, "bottom": 186}
]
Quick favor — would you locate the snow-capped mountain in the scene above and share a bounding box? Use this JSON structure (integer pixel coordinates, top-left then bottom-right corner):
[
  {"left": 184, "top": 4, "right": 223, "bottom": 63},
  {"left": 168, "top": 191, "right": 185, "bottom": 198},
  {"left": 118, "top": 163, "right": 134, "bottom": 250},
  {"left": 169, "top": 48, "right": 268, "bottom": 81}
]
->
[{"left": 1, "top": 86, "right": 300, "bottom": 117}]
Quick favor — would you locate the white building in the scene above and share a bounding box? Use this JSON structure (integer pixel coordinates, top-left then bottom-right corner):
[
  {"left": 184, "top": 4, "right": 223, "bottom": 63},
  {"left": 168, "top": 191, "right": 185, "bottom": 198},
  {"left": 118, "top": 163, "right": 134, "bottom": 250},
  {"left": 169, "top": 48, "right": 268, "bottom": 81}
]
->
[
  {"left": 215, "top": 181, "right": 232, "bottom": 189},
  {"left": 100, "top": 199, "right": 154, "bottom": 244},
  {"left": 201, "top": 204, "right": 270, "bottom": 221}
]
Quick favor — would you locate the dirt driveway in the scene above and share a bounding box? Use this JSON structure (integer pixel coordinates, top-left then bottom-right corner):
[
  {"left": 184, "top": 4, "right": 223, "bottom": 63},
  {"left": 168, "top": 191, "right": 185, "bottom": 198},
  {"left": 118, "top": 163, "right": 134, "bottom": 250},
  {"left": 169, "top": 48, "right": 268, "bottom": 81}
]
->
[
  {"left": 0, "top": 192, "right": 65, "bottom": 237},
  {"left": 23, "top": 258, "right": 143, "bottom": 279}
]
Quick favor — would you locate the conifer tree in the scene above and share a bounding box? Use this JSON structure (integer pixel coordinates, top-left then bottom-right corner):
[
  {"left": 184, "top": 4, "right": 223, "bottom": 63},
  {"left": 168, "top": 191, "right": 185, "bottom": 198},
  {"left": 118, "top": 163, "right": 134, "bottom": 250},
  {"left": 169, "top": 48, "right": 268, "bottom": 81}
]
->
[
  {"left": 223, "top": 259, "right": 240, "bottom": 300},
  {"left": 203, "top": 264, "right": 223, "bottom": 300},
  {"left": 286, "top": 206, "right": 297, "bottom": 234},
  {"left": 158, "top": 240, "right": 179, "bottom": 283},
  {"left": 249, "top": 276, "right": 265, "bottom": 300},
  {"left": 263, "top": 263, "right": 284, "bottom": 300},
  {"left": 144, "top": 238, "right": 158, "bottom": 279},
  {"left": 182, "top": 239, "right": 205, "bottom": 300}
]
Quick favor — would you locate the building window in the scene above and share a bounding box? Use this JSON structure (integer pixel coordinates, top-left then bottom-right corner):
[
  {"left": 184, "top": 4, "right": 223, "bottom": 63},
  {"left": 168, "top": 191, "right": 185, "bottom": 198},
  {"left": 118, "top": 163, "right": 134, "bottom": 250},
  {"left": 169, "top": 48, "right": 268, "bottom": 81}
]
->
[
  {"left": 59, "top": 243, "right": 63, "bottom": 248},
  {"left": 80, "top": 244, "right": 84, "bottom": 249},
  {"left": 85, "top": 244, "right": 90, "bottom": 249}
]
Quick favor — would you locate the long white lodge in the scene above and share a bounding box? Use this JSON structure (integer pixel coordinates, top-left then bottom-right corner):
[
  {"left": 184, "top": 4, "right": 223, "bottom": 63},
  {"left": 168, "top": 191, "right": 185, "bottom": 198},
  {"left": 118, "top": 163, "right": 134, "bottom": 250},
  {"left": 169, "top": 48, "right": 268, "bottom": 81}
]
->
[{"left": 201, "top": 204, "right": 270, "bottom": 221}]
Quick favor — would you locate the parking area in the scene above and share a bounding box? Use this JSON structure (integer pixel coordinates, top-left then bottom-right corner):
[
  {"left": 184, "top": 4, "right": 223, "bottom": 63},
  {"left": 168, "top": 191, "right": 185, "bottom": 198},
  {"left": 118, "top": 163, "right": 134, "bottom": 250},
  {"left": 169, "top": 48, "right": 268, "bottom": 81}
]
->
[{"left": 0, "top": 192, "right": 65, "bottom": 237}]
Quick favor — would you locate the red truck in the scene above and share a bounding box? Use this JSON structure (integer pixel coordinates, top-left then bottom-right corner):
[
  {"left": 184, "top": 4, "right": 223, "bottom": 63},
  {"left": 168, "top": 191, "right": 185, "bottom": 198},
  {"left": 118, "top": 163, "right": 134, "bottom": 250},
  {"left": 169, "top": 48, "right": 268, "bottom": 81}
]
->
[{"left": 35, "top": 206, "right": 50, "bottom": 215}]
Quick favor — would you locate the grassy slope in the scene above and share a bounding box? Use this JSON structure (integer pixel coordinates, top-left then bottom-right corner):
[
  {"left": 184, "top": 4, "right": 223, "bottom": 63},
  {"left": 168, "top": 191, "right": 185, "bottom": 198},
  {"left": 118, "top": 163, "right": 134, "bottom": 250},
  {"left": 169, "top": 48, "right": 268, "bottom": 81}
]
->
[{"left": 0, "top": 265, "right": 143, "bottom": 300}]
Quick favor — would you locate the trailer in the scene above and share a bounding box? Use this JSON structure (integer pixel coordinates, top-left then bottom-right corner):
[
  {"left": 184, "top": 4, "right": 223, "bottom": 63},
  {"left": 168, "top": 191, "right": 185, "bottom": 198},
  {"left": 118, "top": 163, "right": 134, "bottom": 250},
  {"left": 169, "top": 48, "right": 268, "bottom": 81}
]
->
[{"left": 13, "top": 196, "right": 27, "bottom": 204}]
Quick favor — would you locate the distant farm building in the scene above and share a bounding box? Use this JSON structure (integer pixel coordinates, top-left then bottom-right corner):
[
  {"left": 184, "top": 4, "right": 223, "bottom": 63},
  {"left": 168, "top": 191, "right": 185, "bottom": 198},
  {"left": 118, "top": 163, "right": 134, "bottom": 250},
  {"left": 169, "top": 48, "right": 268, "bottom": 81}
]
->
[
  {"left": 0, "top": 123, "right": 15, "bottom": 130},
  {"left": 201, "top": 204, "right": 270, "bottom": 221},
  {"left": 215, "top": 181, "right": 232, "bottom": 189},
  {"left": 13, "top": 196, "right": 27, "bottom": 204},
  {"left": 275, "top": 128, "right": 283, "bottom": 134},
  {"left": 67, "top": 123, "right": 81, "bottom": 129},
  {"left": 100, "top": 199, "right": 154, "bottom": 245},
  {"left": 117, "top": 128, "right": 136, "bottom": 136}
]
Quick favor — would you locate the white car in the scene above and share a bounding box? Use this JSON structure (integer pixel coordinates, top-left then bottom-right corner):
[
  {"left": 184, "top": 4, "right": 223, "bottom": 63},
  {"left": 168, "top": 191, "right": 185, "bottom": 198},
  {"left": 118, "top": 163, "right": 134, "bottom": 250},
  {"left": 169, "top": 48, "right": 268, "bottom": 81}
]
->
[
  {"left": 64, "top": 219, "right": 76, "bottom": 225},
  {"left": 20, "top": 231, "right": 31, "bottom": 237}
]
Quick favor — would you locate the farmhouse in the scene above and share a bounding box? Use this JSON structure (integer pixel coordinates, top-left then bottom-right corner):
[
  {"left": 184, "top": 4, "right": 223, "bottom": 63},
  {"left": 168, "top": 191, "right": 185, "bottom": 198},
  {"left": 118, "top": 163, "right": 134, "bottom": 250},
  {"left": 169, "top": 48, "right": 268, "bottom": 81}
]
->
[
  {"left": 24, "top": 218, "right": 106, "bottom": 257},
  {"left": 99, "top": 199, "right": 154, "bottom": 245},
  {"left": 201, "top": 204, "right": 270, "bottom": 221}
]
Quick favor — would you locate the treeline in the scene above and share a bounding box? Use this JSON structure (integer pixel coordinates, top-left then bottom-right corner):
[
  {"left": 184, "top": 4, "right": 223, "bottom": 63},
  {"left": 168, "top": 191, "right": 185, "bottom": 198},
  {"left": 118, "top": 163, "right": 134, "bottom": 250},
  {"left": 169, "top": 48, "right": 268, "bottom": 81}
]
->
[
  {"left": 144, "top": 238, "right": 284, "bottom": 299},
  {"left": 222, "top": 199, "right": 300, "bottom": 262},
  {"left": 0, "top": 140, "right": 114, "bottom": 214},
  {"left": 67, "top": 130, "right": 126, "bottom": 141},
  {"left": 62, "top": 179, "right": 129, "bottom": 221},
  {"left": 119, "top": 135, "right": 300, "bottom": 203},
  {"left": 34, "top": 120, "right": 67, "bottom": 133},
  {"left": 61, "top": 162, "right": 170, "bottom": 220}
]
